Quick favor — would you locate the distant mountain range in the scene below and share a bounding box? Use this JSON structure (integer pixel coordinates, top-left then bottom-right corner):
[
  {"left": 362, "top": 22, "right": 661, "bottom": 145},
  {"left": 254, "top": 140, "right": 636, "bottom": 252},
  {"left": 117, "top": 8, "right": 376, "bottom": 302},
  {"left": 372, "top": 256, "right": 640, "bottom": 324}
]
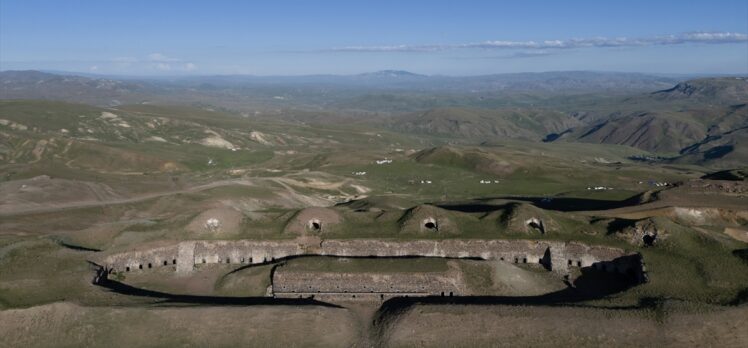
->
[
  {"left": 0, "top": 69, "right": 684, "bottom": 115},
  {"left": 1, "top": 70, "right": 746, "bottom": 167},
  {"left": 562, "top": 78, "right": 748, "bottom": 162},
  {"left": 1, "top": 69, "right": 678, "bottom": 100},
  {"left": 0, "top": 70, "right": 145, "bottom": 106},
  {"left": 386, "top": 76, "right": 748, "bottom": 166}
]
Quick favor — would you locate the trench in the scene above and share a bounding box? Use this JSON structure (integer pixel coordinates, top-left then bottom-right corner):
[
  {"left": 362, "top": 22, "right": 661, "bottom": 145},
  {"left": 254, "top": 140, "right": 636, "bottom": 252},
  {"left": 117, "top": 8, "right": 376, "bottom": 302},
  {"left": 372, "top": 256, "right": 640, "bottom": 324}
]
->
[
  {"left": 92, "top": 276, "right": 341, "bottom": 307},
  {"left": 54, "top": 238, "right": 102, "bottom": 252},
  {"left": 92, "top": 254, "right": 649, "bottom": 347}
]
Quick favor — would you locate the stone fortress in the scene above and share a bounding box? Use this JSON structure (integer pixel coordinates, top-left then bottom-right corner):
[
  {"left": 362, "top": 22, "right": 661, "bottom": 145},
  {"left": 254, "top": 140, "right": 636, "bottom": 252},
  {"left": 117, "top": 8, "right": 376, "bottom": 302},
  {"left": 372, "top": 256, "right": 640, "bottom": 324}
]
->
[{"left": 93, "top": 212, "right": 648, "bottom": 302}]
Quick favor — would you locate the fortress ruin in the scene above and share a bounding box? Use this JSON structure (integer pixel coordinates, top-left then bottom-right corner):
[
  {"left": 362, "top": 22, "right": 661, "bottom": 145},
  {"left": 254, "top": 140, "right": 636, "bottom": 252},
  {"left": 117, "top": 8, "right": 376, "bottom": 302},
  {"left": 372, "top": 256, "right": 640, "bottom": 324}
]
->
[{"left": 93, "top": 238, "right": 646, "bottom": 301}]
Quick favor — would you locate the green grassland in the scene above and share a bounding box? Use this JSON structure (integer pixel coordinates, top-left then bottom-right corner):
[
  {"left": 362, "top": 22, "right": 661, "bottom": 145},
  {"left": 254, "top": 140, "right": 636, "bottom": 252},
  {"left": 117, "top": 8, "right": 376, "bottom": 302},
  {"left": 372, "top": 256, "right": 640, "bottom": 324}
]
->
[{"left": 1, "top": 99, "right": 746, "bottom": 314}]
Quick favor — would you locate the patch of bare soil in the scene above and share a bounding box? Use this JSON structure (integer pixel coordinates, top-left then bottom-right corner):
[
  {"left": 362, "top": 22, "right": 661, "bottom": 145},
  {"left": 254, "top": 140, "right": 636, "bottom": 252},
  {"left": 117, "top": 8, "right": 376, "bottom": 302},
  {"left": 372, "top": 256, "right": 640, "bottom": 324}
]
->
[
  {"left": 0, "top": 175, "right": 122, "bottom": 215},
  {"left": 489, "top": 262, "right": 566, "bottom": 296},
  {"left": 0, "top": 302, "right": 359, "bottom": 347},
  {"left": 384, "top": 304, "right": 748, "bottom": 347},
  {"left": 725, "top": 227, "right": 748, "bottom": 243},
  {"left": 122, "top": 265, "right": 226, "bottom": 296}
]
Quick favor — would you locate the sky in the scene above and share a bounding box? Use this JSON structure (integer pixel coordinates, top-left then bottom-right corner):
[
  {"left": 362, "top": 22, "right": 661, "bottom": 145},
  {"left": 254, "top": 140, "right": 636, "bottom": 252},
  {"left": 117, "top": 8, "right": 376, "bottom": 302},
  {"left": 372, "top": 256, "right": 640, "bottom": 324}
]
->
[{"left": 1, "top": 0, "right": 747, "bottom": 76}]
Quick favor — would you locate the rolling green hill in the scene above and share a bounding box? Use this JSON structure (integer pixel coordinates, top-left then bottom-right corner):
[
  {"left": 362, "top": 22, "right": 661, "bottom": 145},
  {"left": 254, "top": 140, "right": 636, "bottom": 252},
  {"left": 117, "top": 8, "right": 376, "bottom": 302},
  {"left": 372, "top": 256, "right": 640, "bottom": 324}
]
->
[{"left": 392, "top": 107, "right": 582, "bottom": 141}]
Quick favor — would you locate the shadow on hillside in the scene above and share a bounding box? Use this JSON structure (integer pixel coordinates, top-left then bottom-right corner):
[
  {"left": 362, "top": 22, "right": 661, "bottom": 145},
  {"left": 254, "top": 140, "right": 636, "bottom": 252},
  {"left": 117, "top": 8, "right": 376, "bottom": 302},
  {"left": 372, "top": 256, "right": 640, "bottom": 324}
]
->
[
  {"left": 93, "top": 261, "right": 639, "bottom": 309},
  {"left": 93, "top": 277, "right": 341, "bottom": 307},
  {"left": 436, "top": 197, "right": 638, "bottom": 213},
  {"left": 369, "top": 266, "right": 643, "bottom": 342},
  {"left": 605, "top": 218, "right": 638, "bottom": 235},
  {"left": 733, "top": 248, "right": 748, "bottom": 264},
  {"left": 729, "top": 288, "right": 748, "bottom": 306},
  {"left": 473, "top": 194, "right": 644, "bottom": 212},
  {"left": 436, "top": 202, "right": 515, "bottom": 213},
  {"left": 379, "top": 266, "right": 638, "bottom": 310}
]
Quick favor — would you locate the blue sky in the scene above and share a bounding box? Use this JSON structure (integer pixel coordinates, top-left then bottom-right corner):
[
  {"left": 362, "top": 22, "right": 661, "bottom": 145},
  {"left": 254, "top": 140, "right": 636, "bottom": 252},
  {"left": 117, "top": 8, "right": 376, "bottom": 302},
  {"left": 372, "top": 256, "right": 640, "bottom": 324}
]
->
[{"left": 1, "top": 0, "right": 747, "bottom": 75}]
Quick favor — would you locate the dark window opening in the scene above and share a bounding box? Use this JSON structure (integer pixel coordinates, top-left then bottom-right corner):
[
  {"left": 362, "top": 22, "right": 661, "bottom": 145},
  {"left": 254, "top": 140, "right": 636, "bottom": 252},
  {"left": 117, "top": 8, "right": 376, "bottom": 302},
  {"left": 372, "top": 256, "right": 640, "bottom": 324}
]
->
[
  {"left": 424, "top": 222, "right": 436, "bottom": 229},
  {"left": 577, "top": 261, "right": 582, "bottom": 267},
  {"left": 309, "top": 219, "right": 322, "bottom": 231},
  {"left": 163, "top": 260, "right": 168, "bottom": 266},
  {"left": 249, "top": 257, "right": 253, "bottom": 263},
  {"left": 226, "top": 258, "right": 230, "bottom": 264},
  {"left": 523, "top": 258, "right": 527, "bottom": 263},
  {"left": 514, "top": 258, "right": 519, "bottom": 263},
  {"left": 148, "top": 263, "right": 152, "bottom": 268},
  {"left": 202, "top": 259, "right": 206, "bottom": 264},
  {"left": 527, "top": 220, "right": 545, "bottom": 234},
  {"left": 643, "top": 234, "right": 656, "bottom": 246},
  {"left": 126, "top": 266, "right": 130, "bottom": 272},
  {"left": 449, "top": 292, "right": 453, "bottom": 297},
  {"left": 172, "top": 259, "right": 176, "bottom": 265},
  {"left": 568, "top": 259, "right": 573, "bottom": 266}
]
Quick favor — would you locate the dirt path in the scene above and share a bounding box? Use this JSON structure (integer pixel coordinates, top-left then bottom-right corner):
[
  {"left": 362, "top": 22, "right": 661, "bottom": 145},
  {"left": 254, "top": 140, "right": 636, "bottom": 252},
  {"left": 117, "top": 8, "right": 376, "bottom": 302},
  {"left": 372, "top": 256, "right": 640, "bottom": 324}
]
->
[
  {"left": 0, "top": 174, "right": 361, "bottom": 217},
  {"left": 0, "top": 179, "right": 257, "bottom": 217}
]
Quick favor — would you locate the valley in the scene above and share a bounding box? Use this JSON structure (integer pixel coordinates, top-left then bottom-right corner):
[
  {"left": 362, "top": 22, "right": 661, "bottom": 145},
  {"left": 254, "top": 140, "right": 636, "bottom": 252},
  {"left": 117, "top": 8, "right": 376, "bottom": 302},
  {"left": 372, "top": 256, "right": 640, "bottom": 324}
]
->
[{"left": 0, "top": 70, "right": 746, "bottom": 347}]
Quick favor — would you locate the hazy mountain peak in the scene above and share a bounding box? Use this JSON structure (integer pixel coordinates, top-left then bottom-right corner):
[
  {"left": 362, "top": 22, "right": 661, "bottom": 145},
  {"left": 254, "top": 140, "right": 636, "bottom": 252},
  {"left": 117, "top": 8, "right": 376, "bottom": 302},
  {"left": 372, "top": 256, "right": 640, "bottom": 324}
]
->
[
  {"left": 652, "top": 77, "right": 748, "bottom": 103},
  {"left": 358, "top": 70, "right": 425, "bottom": 78}
]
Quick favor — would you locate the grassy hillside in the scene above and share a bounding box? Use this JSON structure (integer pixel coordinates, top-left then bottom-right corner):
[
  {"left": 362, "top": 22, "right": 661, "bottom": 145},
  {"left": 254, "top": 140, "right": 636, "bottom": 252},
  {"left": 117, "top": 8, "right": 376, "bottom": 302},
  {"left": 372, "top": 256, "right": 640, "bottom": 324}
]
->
[{"left": 392, "top": 107, "right": 582, "bottom": 141}]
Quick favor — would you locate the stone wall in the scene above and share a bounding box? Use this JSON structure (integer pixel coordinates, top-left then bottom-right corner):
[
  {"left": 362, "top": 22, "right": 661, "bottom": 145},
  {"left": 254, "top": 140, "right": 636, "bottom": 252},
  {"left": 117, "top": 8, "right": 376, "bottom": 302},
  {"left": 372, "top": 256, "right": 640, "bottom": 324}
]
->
[
  {"left": 103, "top": 245, "right": 180, "bottom": 272},
  {"left": 97, "top": 238, "right": 645, "bottom": 282},
  {"left": 273, "top": 271, "right": 463, "bottom": 301}
]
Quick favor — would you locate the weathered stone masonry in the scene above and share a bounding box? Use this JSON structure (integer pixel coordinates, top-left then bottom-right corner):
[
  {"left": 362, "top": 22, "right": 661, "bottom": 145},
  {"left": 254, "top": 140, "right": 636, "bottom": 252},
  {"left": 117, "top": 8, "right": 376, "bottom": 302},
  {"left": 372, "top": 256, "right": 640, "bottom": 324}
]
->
[
  {"left": 97, "top": 238, "right": 645, "bottom": 282},
  {"left": 272, "top": 271, "right": 464, "bottom": 301}
]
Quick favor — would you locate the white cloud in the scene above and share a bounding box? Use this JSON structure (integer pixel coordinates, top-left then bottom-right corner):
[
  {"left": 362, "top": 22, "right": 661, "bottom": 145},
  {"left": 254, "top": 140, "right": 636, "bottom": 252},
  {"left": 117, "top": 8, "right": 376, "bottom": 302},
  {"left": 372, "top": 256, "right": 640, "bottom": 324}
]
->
[
  {"left": 154, "top": 63, "right": 172, "bottom": 70},
  {"left": 102, "top": 54, "right": 198, "bottom": 73},
  {"left": 147, "top": 53, "right": 181, "bottom": 62},
  {"left": 330, "top": 31, "right": 748, "bottom": 52},
  {"left": 89, "top": 65, "right": 99, "bottom": 71},
  {"left": 498, "top": 51, "right": 554, "bottom": 59}
]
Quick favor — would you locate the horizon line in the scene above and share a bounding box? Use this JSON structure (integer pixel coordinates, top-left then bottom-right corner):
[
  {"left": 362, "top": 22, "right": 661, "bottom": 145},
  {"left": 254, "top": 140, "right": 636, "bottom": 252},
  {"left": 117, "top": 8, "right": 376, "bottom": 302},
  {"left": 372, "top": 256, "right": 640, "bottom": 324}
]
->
[{"left": 2, "top": 68, "right": 748, "bottom": 79}]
